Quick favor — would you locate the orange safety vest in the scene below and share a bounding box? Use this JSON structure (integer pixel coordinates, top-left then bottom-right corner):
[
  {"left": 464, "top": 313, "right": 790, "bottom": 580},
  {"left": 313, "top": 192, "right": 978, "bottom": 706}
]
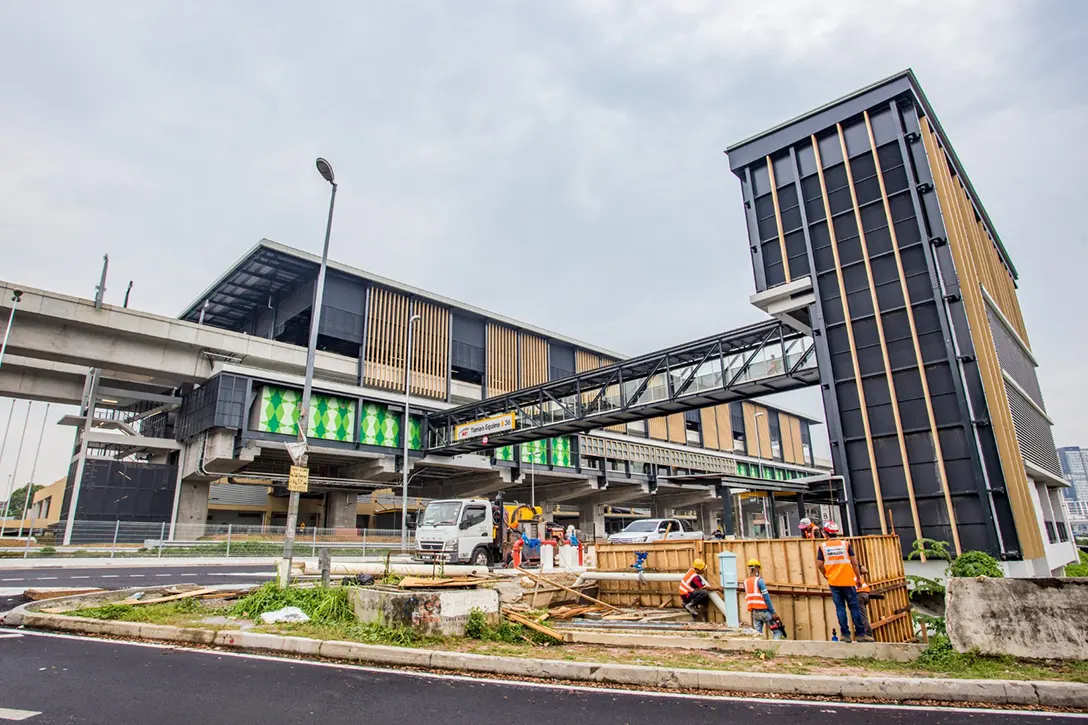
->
[
  {"left": 679, "top": 568, "right": 702, "bottom": 596},
  {"left": 857, "top": 577, "right": 871, "bottom": 593},
  {"left": 744, "top": 576, "right": 768, "bottom": 611},
  {"left": 802, "top": 528, "right": 816, "bottom": 539},
  {"left": 820, "top": 538, "right": 856, "bottom": 587}
]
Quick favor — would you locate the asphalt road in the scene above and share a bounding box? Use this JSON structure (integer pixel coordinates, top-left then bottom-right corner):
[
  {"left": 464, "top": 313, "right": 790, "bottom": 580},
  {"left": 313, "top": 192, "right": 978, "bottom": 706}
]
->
[
  {"left": 0, "top": 632, "right": 1082, "bottom": 724},
  {"left": 0, "top": 564, "right": 274, "bottom": 614}
]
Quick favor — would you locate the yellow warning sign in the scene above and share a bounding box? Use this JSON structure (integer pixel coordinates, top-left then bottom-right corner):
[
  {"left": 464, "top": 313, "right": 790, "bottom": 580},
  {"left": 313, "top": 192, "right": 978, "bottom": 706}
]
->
[{"left": 288, "top": 465, "right": 309, "bottom": 493}]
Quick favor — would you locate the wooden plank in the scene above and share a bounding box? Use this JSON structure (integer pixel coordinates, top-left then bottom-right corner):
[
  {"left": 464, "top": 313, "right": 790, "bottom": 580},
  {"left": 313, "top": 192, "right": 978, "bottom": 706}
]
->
[
  {"left": 399, "top": 577, "right": 483, "bottom": 589},
  {"left": 120, "top": 588, "right": 219, "bottom": 606},
  {"left": 700, "top": 407, "right": 720, "bottom": 450},
  {"left": 648, "top": 417, "right": 668, "bottom": 441},
  {"left": 667, "top": 413, "right": 687, "bottom": 444},
  {"left": 505, "top": 611, "right": 565, "bottom": 641},
  {"left": 515, "top": 568, "right": 621, "bottom": 611}
]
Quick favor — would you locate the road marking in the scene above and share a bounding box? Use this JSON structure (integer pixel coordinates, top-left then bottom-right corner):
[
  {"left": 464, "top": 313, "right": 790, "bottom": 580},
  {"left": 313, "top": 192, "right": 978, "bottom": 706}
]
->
[
  {"left": 0, "top": 579, "right": 24, "bottom": 583},
  {"left": 34, "top": 577, "right": 57, "bottom": 581},
  {"left": 154, "top": 574, "right": 172, "bottom": 577},
  {"left": 0, "top": 707, "right": 40, "bottom": 720},
  {"left": 128, "top": 575, "right": 144, "bottom": 578},
  {"left": 69, "top": 576, "right": 90, "bottom": 580},
  {"left": 15, "top": 630, "right": 1086, "bottom": 719},
  {"left": 207, "top": 572, "right": 274, "bottom": 578},
  {"left": 179, "top": 574, "right": 196, "bottom": 577},
  {"left": 100, "top": 575, "right": 118, "bottom": 579},
  {"left": 0, "top": 633, "right": 25, "bottom": 639}
]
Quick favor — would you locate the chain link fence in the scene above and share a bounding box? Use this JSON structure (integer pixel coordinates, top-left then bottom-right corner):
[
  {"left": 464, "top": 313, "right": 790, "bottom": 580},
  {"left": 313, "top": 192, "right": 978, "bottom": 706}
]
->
[{"left": 0, "top": 521, "right": 406, "bottom": 559}]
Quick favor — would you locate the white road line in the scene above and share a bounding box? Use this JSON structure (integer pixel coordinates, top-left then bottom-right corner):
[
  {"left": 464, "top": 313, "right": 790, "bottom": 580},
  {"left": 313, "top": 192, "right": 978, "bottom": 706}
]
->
[
  {"left": 100, "top": 575, "right": 118, "bottom": 579},
  {"left": 0, "top": 579, "right": 24, "bottom": 582},
  {"left": 69, "top": 576, "right": 90, "bottom": 580},
  {"left": 0, "top": 706, "right": 40, "bottom": 720},
  {"left": 128, "top": 575, "right": 144, "bottom": 578},
  {"left": 15, "top": 630, "right": 1086, "bottom": 719},
  {"left": 179, "top": 574, "right": 196, "bottom": 577},
  {"left": 0, "top": 633, "right": 25, "bottom": 639},
  {"left": 154, "top": 574, "right": 172, "bottom": 577},
  {"left": 34, "top": 577, "right": 57, "bottom": 581},
  {"left": 206, "top": 572, "right": 273, "bottom": 577}
]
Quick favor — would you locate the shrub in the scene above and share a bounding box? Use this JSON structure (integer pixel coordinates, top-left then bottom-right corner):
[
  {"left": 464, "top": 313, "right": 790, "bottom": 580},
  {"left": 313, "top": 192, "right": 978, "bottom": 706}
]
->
[
  {"left": 1065, "top": 550, "right": 1088, "bottom": 578},
  {"left": 465, "top": 608, "right": 553, "bottom": 645},
  {"left": 230, "top": 582, "right": 354, "bottom": 624},
  {"left": 949, "top": 550, "right": 1003, "bottom": 579},
  {"left": 39, "top": 546, "right": 57, "bottom": 557}
]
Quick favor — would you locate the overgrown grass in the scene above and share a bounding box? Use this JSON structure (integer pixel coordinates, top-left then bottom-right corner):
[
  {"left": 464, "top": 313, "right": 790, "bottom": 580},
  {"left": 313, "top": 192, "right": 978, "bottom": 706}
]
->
[
  {"left": 259, "top": 620, "right": 428, "bottom": 648},
  {"left": 1066, "top": 550, "right": 1088, "bottom": 578},
  {"left": 464, "top": 608, "right": 558, "bottom": 646},
  {"left": 230, "top": 582, "right": 355, "bottom": 624},
  {"left": 73, "top": 598, "right": 208, "bottom": 625},
  {"left": 852, "top": 635, "right": 1088, "bottom": 683}
]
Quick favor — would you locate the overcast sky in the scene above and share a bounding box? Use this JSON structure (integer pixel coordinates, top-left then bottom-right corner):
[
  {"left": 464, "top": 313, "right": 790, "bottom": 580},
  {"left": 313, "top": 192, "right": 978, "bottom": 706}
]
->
[{"left": 1, "top": 1, "right": 1086, "bottom": 500}]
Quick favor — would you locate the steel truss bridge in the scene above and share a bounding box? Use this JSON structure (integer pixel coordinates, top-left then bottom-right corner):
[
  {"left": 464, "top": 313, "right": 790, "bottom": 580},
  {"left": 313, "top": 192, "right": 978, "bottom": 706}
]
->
[{"left": 426, "top": 320, "right": 820, "bottom": 455}]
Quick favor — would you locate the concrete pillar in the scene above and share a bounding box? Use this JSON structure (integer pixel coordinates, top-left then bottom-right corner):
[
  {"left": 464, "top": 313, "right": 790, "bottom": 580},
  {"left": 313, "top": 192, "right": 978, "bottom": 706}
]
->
[
  {"left": 324, "top": 491, "right": 358, "bottom": 529},
  {"left": 175, "top": 480, "right": 210, "bottom": 539},
  {"left": 697, "top": 504, "right": 716, "bottom": 535},
  {"left": 578, "top": 502, "right": 606, "bottom": 542}
]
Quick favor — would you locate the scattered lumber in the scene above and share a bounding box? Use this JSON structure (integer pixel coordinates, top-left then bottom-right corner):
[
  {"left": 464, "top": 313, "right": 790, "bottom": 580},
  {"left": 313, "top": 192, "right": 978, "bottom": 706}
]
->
[
  {"left": 504, "top": 611, "right": 565, "bottom": 642},
  {"left": 514, "top": 568, "right": 620, "bottom": 612},
  {"left": 119, "top": 588, "right": 218, "bottom": 606},
  {"left": 547, "top": 605, "right": 603, "bottom": 620},
  {"left": 601, "top": 612, "right": 646, "bottom": 621},
  {"left": 25, "top": 588, "right": 101, "bottom": 602},
  {"left": 399, "top": 576, "right": 483, "bottom": 589}
]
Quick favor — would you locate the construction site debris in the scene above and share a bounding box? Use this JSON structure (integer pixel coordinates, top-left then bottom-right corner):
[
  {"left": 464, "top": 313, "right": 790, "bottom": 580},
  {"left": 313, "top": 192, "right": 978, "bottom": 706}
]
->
[
  {"left": 259, "top": 606, "right": 310, "bottom": 624},
  {"left": 119, "top": 588, "right": 219, "bottom": 606},
  {"left": 514, "top": 568, "right": 620, "bottom": 612},
  {"left": 24, "top": 588, "right": 101, "bottom": 601},
  {"left": 504, "top": 611, "right": 565, "bottom": 641},
  {"left": 399, "top": 576, "right": 484, "bottom": 589}
]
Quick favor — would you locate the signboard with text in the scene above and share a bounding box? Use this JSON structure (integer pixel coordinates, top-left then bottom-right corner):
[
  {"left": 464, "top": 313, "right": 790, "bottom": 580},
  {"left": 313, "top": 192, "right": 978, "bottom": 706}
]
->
[
  {"left": 454, "top": 412, "right": 516, "bottom": 442},
  {"left": 287, "top": 465, "right": 310, "bottom": 493}
]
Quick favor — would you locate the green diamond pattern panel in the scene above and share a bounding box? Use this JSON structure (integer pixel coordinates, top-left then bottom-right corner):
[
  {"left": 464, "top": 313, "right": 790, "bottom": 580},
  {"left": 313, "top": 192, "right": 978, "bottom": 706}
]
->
[
  {"left": 494, "top": 437, "right": 572, "bottom": 467},
  {"left": 256, "top": 386, "right": 355, "bottom": 441},
  {"left": 549, "top": 436, "right": 572, "bottom": 467},
  {"left": 495, "top": 445, "right": 515, "bottom": 462},
  {"left": 360, "top": 401, "right": 422, "bottom": 450}
]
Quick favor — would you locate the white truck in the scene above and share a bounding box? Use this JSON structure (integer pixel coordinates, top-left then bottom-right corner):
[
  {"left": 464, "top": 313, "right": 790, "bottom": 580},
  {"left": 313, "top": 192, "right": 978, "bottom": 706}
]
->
[
  {"left": 414, "top": 496, "right": 559, "bottom": 567},
  {"left": 606, "top": 518, "right": 704, "bottom": 545}
]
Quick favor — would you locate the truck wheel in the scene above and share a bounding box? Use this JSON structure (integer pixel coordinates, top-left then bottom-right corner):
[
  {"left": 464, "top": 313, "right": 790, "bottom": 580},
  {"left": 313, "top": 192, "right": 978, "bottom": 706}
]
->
[{"left": 470, "top": 547, "right": 492, "bottom": 567}]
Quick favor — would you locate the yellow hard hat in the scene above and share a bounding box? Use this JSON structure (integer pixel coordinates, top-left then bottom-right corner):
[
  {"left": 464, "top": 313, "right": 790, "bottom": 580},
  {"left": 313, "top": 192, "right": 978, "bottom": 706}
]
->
[
  {"left": 747, "top": 558, "right": 762, "bottom": 568},
  {"left": 692, "top": 558, "right": 707, "bottom": 571}
]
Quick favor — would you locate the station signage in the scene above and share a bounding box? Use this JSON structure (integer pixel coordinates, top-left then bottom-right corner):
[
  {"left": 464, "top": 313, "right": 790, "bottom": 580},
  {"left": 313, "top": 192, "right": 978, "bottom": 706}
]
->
[{"left": 454, "top": 412, "right": 516, "bottom": 441}]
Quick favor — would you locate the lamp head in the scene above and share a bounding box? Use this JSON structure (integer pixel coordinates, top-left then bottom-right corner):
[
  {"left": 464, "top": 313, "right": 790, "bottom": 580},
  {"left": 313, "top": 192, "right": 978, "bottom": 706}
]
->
[{"left": 316, "top": 157, "right": 335, "bottom": 184}]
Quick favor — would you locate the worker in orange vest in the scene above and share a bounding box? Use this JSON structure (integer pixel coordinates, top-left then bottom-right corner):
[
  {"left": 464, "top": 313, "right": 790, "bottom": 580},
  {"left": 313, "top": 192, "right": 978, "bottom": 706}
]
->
[
  {"left": 798, "top": 517, "right": 816, "bottom": 539},
  {"left": 744, "top": 559, "right": 785, "bottom": 640},
  {"left": 856, "top": 564, "right": 873, "bottom": 638},
  {"left": 679, "top": 558, "right": 722, "bottom": 620},
  {"left": 816, "top": 522, "right": 873, "bottom": 643}
]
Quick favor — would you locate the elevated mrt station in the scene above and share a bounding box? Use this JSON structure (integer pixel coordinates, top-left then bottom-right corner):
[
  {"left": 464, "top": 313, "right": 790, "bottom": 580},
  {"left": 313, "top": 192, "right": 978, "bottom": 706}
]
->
[{"left": 0, "top": 70, "right": 1075, "bottom": 574}]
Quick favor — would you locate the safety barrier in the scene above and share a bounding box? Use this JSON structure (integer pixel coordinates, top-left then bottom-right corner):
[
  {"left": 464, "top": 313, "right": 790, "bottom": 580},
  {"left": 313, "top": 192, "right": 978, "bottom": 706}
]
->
[{"left": 595, "top": 535, "right": 913, "bottom": 643}]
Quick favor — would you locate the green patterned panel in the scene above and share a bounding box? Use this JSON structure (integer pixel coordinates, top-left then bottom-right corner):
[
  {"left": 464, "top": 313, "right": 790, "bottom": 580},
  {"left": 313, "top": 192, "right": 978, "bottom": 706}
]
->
[
  {"left": 256, "top": 386, "right": 355, "bottom": 441},
  {"left": 495, "top": 445, "right": 515, "bottom": 462},
  {"left": 522, "top": 440, "right": 546, "bottom": 465},
  {"left": 359, "top": 401, "right": 422, "bottom": 450},
  {"left": 549, "top": 436, "right": 572, "bottom": 467}
]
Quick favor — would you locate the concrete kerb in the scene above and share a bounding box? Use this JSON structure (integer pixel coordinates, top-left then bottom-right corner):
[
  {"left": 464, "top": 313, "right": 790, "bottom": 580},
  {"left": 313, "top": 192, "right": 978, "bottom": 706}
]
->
[{"left": 8, "top": 609, "right": 1088, "bottom": 708}]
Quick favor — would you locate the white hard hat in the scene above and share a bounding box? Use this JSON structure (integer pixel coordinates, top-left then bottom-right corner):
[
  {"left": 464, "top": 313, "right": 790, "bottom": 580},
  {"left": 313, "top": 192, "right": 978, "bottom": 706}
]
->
[{"left": 799, "top": 517, "right": 812, "bottom": 529}]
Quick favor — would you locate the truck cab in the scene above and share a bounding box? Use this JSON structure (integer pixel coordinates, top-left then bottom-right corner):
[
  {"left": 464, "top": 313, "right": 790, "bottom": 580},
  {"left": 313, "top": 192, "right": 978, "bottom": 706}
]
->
[{"left": 414, "top": 499, "right": 495, "bottom": 566}]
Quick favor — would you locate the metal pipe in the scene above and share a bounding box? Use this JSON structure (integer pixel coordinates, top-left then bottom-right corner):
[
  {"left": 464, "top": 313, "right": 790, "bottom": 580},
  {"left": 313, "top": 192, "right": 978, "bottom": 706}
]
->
[
  {"left": 0, "top": 403, "right": 32, "bottom": 539},
  {"left": 18, "top": 403, "right": 49, "bottom": 539},
  {"left": 0, "top": 290, "right": 23, "bottom": 371},
  {"left": 280, "top": 165, "right": 338, "bottom": 587},
  {"left": 400, "top": 310, "right": 421, "bottom": 552}
]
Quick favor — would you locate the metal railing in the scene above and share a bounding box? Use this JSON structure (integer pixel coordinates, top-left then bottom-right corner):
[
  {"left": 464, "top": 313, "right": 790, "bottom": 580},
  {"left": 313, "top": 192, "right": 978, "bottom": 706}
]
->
[{"left": 0, "top": 521, "right": 406, "bottom": 559}]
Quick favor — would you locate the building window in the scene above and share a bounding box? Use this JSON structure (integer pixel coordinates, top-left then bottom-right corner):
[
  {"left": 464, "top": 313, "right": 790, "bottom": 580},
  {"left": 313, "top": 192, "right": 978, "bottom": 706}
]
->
[
  {"left": 684, "top": 410, "right": 700, "bottom": 432},
  {"left": 769, "top": 414, "right": 783, "bottom": 460},
  {"left": 550, "top": 343, "right": 575, "bottom": 381},
  {"left": 800, "top": 421, "right": 813, "bottom": 465},
  {"left": 730, "top": 403, "right": 745, "bottom": 449},
  {"left": 451, "top": 313, "right": 485, "bottom": 386}
]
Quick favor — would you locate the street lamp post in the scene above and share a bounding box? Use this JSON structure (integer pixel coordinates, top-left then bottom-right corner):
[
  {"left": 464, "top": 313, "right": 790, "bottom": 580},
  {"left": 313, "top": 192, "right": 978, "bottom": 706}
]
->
[
  {"left": 279, "top": 157, "right": 338, "bottom": 587},
  {"left": 0, "top": 289, "right": 24, "bottom": 371},
  {"left": 400, "top": 311, "right": 422, "bottom": 552}
]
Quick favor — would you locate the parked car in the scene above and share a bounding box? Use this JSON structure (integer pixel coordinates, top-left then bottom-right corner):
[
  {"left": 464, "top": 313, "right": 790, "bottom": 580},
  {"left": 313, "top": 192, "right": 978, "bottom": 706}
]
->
[{"left": 606, "top": 518, "right": 704, "bottom": 544}]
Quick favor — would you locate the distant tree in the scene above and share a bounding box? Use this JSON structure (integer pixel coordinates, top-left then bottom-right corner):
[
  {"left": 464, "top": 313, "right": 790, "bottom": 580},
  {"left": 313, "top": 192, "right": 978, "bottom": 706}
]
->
[{"left": 4, "top": 484, "right": 43, "bottom": 517}]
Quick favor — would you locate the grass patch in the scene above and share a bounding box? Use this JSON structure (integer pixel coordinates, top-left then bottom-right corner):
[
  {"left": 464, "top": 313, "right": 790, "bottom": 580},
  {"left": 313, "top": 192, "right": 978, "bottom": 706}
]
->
[
  {"left": 230, "top": 582, "right": 355, "bottom": 624},
  {"left": 258, "top": 620, "right": 431, "bottom": 648},
  {"left": 464, "top": 608, "right": 558, "bottom": 646},
  {"left": 72, "top": 598, "right": 209, "bottom": 626}
]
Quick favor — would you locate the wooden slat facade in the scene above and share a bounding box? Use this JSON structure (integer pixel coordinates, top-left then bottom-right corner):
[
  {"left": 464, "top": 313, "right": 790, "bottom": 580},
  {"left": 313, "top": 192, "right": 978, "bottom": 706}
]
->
[
  {"left": 921, "top": 117, "right": 1043, "bottom": 559},
  {"left": 595, "top": 536, "right": 913, "bottom": 643},
  {"left": 519, "top": 332, "right": 548, "bottom": 387},
  {"left": 409, "top": 298, "right": 449, "bottom": 399},
  {"left": 700, "top": 407, "right": 720, "bottom": 450},
  {"left": 487, "top": 323, "right": 518, "bottom": 395},
  {"left": 667, "top": 413, "right": 687, "bottom": 444},
  {"left": 780, "top": 413, "right": 796, "bottom": 464},
  {"left": 648, "top": 417, "right": 668, "bottom": 441},
  {"left": 788, "top": 417, "right": 804, "bottom": 466},
  {"left": 364, "top": 286, "right": 410, "bottom": 392}
]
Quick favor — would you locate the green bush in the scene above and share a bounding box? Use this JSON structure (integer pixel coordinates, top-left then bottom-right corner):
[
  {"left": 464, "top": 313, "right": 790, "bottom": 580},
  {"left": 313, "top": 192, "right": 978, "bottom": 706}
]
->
[
  {"left": 39, "top": 546, "right": 57, "bottom": 557},
  {"left": 1065, "top": 550, "right": 1088, "bottom": 578},
  {"left": 465, "top": 608, "right": 554, "bottom": 645},
  {"left": 230, "top": 582, "right": 354, "bottom": 624},
  {"left": 949, "top": 550, "right": 1004, "bottom": 579},
  {"left": 917, "top": 635, "right": 962, "bottom": 670}
]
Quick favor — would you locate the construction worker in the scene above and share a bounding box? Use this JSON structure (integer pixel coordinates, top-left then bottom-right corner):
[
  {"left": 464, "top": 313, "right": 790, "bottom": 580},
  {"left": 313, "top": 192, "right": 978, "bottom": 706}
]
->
[
  {"left": 798, "top": 517, "right": 816, "bottom": 539},
  {"left": 816, "top": 522, "right": 873, "bottom": 643},
  {"left": 744, "top": 559, "right": 785, "bottom": 640},
  {"left": 679, "top": 558, "right": 722, "bottom": 620},
  {"left": 856, "top": 565, "right": 873, "bottom": 638}
]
